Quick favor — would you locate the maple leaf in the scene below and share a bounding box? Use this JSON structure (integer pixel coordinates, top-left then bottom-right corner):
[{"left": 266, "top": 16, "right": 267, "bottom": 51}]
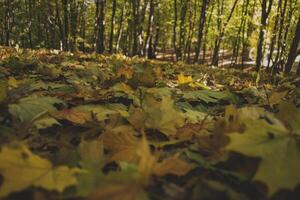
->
[
  {"left": 116, "top": 65, "right": 134, "bottom": 79},
  {"left": 225, "top": 107, "right": 300, "bottom": 195},
  {"left": 277, "top": 101, "right": 300, "bottom": 135},
  {"left": 102, "top": 125, "right": 139, "bottom": 162},
  {"left": 55, "top": 108, "right": 91, "bottom": 124},
  {"left": 8, "top": 96, "right": 65, "bottom": 122},
  {"left": 33, "top": 116, "right": 61, "bottom": 129},
  {"left": 0, "top": 144, "right": 82, "bottom": 197},
  {"left": 143, "top": 88, "right": 185, "bottom": 136},
  {"left": 89, "top": 183, "right": 149, "bottom": 200},
  {"left": 153, "top": 154, "right": 194, "bottom": 176},
  {"left": 74, "top": 104, "right": 127, "bottom": 122},
  {"left": 183, "top": 90, "right": 237, "bottom": 104},
  {"left": 137, "top": 136, "right": 156, "bottom": 184},
  {"left": 177, "top": 73, "right": 193, "bottom": 85}
]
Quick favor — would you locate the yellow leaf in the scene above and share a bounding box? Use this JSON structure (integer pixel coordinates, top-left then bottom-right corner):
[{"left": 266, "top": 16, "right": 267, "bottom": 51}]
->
[
  {"left": 0, "top": 144, "right": 82, "bottom": 197},
  {"left": 153, "top": 154, "right": 194, "bottom": 176},
  {"left": 7, "top": 77, "right": 18, "bottom": 88},
  {"left": 177, "top": 73, "right": 193, "bottom": 85},
  {"left": 269, "top": 91, "right": 288, "bottom": 106},
  {"left": 137, "top": 137, "right": 156, "bottom": 184}
]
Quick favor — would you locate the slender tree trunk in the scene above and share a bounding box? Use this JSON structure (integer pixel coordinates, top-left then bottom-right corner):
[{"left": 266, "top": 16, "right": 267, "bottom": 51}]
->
[
  {"left": 285, "top": 16, "right": 300, "bottom": 74},
  {"left": 4, "top": 0, "right": 11, "bottom": 46},
  {"left": 70, "top": 0, "right": 78, "bottom": 52},
  {"left": 255, "top": 0, "right": 273, "bottom": 71},
  {"left": 116, "top": 3, "right": 125, "bottom": 52},
  {"left": 55, "top": 0, "right": 64, "bottom": 50},
  {"left": 109, "top": 0, "right": 116, "bottom": 54},
  {"left": 212, "top": 0, "right": 238, "bottom": 66},
  {"left": 152, "top": 0, "right": 161, "bottom": 59},
  {"left": 268, "top": 0, "right": 281, "bottom": 69},
  {"left": 131, "top": 0, "right": 140, "bottom": 56},
  {"left": 178, "top": 0, "right": 189, "bottom": 61},
  {"left": 144, "top": 0, "right": 155, "bottom": 58},
  {"left": 96, "top": 0, "right": 106, "bottom": 54},
  {"left": 173, "top": 0, "right": 178, "bottom": 61},
  {"left": 62, "top": 0, "right": 69, "bottom": 51},
  {"left": 194, "top": 0, "right": 209, "bottom": 63}
]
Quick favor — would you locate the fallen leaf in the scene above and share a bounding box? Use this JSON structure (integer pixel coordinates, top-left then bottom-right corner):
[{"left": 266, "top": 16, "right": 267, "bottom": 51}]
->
[
  {"left": 226, "top": 111, "right": 300, "bottom": 195},
  {"left": 8, "top": 96, "right": 65, "bottom": 122},
  {"left": 0, "top": 144, "right": 82, "bottom": 197},
  {"left": 144, "top": 88, "right": 185, "bottom": 136},
  {"left": 102, "top": 125, "right": 139, "bottom": 162},
  {"left": 55, "top": 108, "right": 91, "bottom": 124},
  {"left": 154, "top": 155, "right": 194, "bottom": 176}
]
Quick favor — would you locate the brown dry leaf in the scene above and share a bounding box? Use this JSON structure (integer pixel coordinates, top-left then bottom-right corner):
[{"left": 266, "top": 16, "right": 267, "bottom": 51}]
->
[
  {"left": 102, "top": 125, "right": 139, "bottom": 162},
  {"left": 117, "top": 65, "right": 134, "bottom": 79},
  {"left": 127, "top": 106, "right": 146, "bottom": 131},
  {"left": 153, "top": 154, "right": 194, "bottom": 176},
  {"left": 54, "top": 108, "right": 91, "bottom": 124},
  {"left": 89, "top": 183, "right": 148, "bottom": 200}
]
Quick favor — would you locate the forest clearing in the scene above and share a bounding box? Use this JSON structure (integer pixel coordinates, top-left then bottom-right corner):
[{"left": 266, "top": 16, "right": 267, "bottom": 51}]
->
[{"left": 0, "top": 0, "right": 300, "bottom": 200}]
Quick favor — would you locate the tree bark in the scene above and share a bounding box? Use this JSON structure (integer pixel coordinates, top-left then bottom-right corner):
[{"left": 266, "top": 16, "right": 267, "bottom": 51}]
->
[
  {"left": 144, "top": 0, "right": 155, "bottom": 58},
  {"left": 173, "top": 0, "right": 178, "bottom": 61},
  {"left": 62, "top": 0, "right": 69, "bottom": 51},
  {"left": 285, "top": 16, "right": 300, "bottom": 74},
  {"left": 194, "top": 0, "right": 209, "bottom": 63},
  {"left": 109, "top": 0, "right": 116, "bottom": 53},
  {"left": 96, "top": 0, "right": 106, "bottom": 54},
  {"left": 255, "top": 0, "right": 273, "bottom": 71}
]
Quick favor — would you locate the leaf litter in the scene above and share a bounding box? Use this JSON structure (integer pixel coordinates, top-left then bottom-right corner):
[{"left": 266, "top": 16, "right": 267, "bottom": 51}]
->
[{"left": 0, "top": 48, "right": 299, "bottom": 200}]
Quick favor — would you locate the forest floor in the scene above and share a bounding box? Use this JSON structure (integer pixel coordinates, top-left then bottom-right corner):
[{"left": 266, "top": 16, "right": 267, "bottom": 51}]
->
[{"left": 0, "top": 47, "right": 300, "bottom": 200}]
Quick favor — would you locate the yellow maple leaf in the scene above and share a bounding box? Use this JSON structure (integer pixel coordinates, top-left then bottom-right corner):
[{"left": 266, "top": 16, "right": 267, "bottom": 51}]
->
[
  {"left": 0, "top": 144, "right": 82, "bottom": 197},
  {"left": 177, "top": 73, "right": 193, "bottom": 85},
  {"left": 7, "top": 77, "right": 18, "bottom": 88}
]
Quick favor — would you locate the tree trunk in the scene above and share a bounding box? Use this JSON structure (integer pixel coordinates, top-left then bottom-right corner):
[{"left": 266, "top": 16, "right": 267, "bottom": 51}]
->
[
  {"left": 62, "top": 0, "right": 69, "bottom": 51},
  {"left": 211, "top": 0, "right": 238, "bottom": 66},
  {"left": 131, "top": 0, "right": 140, "bottom": 56},
  {"left": 144, "top": 0, "right": 155, "bottom": 58},
  {"left": 109, "top": 0, "right": 116, "bottom": 54},
  {"left": 255, "top": 0, "right": 273, "bottom": 71},
  {"left": 173, "top": 0, "right": 178, "bottom": 61},
  {"left": 285, "top": 16, "right": 300, "bottom": 74},
  {"left": 96, "top": 0, "right": 106, "bottom": 54},
  {"left": 4, "top": 0, "right": 11, "bottom": 46},
  {"left": 116, "top": 3, "right": 125, "bottom": 52},
  {"left": 194, "top": 0, "right": 209, "bottom": 63},
  {"left": 178, "top": 0, "right": 189, "bottom": 61}
]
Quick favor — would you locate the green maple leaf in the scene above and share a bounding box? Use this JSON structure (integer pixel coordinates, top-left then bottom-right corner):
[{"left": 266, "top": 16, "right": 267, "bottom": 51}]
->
[
  {"left": 182, "top": 90, "right": 237, "bottom": 104},
  {"left": 8, "top": 96, "right": 65, "bottom": 122},
  {"left": 0, "top": 144, "right": 82, "bottom": 197},
  {"left": 226, "top": 114, "right": 300, "bottom": 195}
]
